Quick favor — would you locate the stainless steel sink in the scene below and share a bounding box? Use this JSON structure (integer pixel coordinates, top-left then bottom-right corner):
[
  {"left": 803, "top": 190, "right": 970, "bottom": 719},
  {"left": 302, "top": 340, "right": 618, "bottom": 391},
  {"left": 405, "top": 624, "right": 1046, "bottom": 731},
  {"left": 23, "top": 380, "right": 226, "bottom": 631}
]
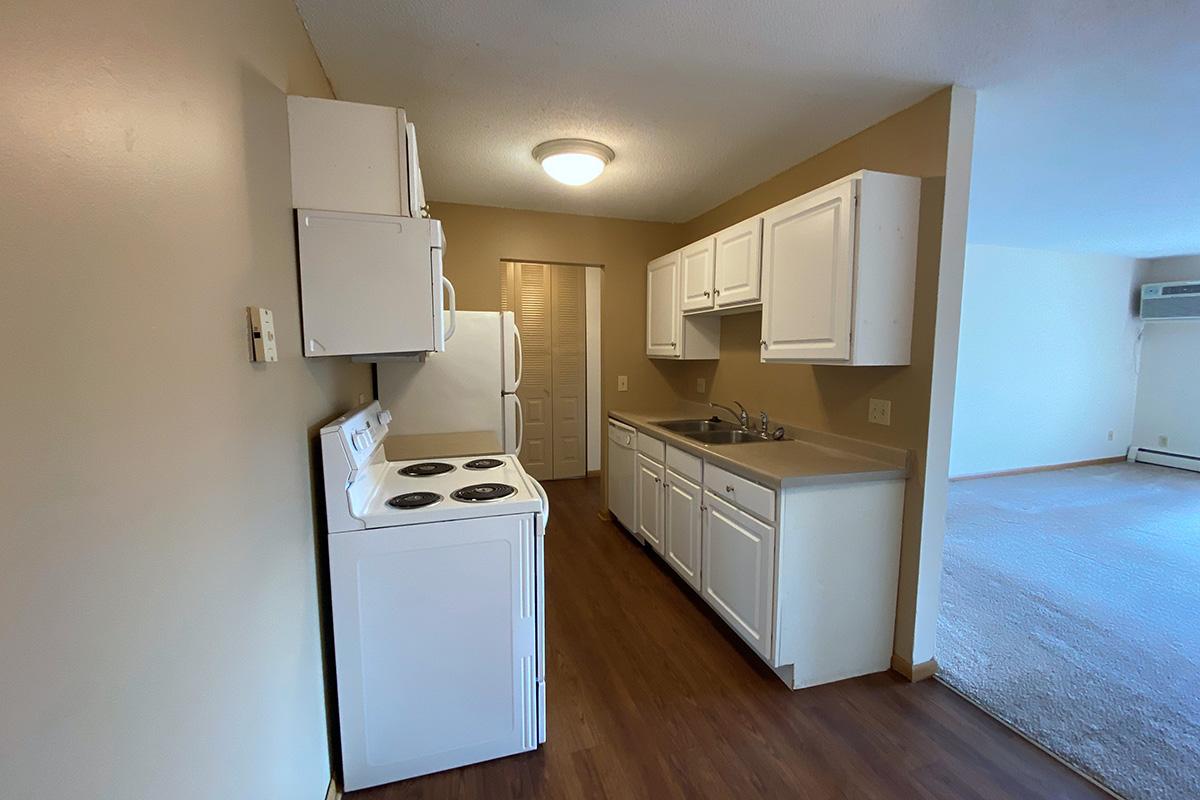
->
[
  {"left": 685, "top": 429, "right": 767, "bottom": 445},
  {"left": 656, "top": 418, "right": 737, "bottom": 433}
]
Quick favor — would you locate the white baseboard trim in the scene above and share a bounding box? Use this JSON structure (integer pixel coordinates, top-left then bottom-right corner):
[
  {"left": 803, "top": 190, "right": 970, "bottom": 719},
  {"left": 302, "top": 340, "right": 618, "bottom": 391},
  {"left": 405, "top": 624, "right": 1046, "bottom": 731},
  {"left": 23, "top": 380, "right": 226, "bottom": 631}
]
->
[
  {"left": 1129, "top": 447, "right": 1200, "bottom": 474},
  {"left": 326, "top": 776, "right": 341, "bottom": 800}
]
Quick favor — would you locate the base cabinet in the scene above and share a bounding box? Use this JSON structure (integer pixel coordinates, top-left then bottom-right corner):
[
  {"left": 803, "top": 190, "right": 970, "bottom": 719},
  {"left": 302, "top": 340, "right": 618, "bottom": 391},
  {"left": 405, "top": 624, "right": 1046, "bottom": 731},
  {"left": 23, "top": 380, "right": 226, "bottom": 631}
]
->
[
  {"left": 663, "top": 470, "right": 702, "bottom": 591},
  {"left": 635, "top": 453, "right": 665, "bottom": 554},
  {"left": 701, "top": 492, "right": 776, "bottom": 660}
]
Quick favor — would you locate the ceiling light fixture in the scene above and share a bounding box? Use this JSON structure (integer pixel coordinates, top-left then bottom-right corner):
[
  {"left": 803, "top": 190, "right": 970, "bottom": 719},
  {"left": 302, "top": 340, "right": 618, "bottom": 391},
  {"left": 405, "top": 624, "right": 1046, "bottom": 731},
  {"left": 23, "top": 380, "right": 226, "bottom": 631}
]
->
[{"left": 532, "top": 138, "right": 615, "bottom": 186}]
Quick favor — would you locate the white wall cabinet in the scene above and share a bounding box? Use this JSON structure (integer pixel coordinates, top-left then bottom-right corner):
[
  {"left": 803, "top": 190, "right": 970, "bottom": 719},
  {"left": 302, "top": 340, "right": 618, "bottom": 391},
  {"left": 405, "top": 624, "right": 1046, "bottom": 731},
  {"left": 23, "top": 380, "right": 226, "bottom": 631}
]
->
[
  {"left": 702, "top": 491, "right": 776, "bottom": 660},
  {"left": 680, "top": 238, "right": 716, "bottom": 312},
  {"left": 635, "top": 452, "right": 665, "bottom": 554},
  {"left": 646, "top": 253, "right": 681, "bottom": 357},
  {"left": 287, "top": 95, "right": 424, "bottom": 218},
  {"left": 646, "top": 252, "right": 720, "bottom": 360},
  {"left": 664, "top": 469, "right": 703, "bottom": 591},
  {"left": 760, "top": 171, "right": 920, "bottom": 365},
  {"left": 645, "top": 170, "right": 919, "bottom": 366},
  {"left": 713, "top": 216, "right": 764, "bottom": 309}
]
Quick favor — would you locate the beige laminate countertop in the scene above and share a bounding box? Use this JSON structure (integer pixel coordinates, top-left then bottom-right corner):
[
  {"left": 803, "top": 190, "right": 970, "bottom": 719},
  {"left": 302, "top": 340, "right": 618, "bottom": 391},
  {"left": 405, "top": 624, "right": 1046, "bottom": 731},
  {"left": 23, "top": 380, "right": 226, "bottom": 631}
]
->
[
  {"left": 383, "top": 431, "right": 503, "bottom": 462},
  {"left": 609, "top": 410, "right": 908, "bottom": 489}
]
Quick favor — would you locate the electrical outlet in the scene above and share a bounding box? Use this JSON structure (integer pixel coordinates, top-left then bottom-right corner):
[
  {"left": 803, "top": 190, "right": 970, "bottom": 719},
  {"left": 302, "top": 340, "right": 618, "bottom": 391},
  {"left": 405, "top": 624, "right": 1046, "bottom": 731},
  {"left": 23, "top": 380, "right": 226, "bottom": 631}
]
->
[
  {"left": 868, "top": 398, "right": 892, "bottom": 426},
  {"left": 617, "top": 375, "right": 628, "bottom": 392},
  {"left": 358, "top": 393, "right": 367, "bottom": 405},
  {"left": 696, "top": 378, "right": 706, "bottom": 393},
  {"left": 1159, "top": 434, "right": 1169, "bottom": 447},
  {"left": 1107, "top": 430, "right": 1114, "bottom": 441}
]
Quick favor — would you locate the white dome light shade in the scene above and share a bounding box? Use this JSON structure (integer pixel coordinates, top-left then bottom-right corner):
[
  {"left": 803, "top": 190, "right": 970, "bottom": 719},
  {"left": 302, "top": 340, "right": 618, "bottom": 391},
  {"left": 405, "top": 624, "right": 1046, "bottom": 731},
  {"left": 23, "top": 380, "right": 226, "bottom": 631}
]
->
[{"left": 532, "top": 139, "right": 614, "bottom": 186}]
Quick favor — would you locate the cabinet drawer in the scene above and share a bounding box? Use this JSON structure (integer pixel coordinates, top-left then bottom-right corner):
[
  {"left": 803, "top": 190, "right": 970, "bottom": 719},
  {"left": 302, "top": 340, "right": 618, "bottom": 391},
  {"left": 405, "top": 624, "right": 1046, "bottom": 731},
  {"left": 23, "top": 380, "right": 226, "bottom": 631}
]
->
[
  {"left": 665, "top": 445, "right": 702, "bottom": 482},
  {"left": 704, "top": 463, "right": 776, "bottom": 522},
  {"left": 607, "top": 419, "right": 635, "bottom": 449},
  {"left": 637, "top": 433, "right": 665, "bottom": 462}
]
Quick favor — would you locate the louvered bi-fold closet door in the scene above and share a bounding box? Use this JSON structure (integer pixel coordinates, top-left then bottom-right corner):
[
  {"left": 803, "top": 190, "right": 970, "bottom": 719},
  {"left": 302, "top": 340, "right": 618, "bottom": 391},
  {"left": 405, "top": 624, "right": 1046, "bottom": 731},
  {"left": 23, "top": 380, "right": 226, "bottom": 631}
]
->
[
  {"left": 509, "top": 262, "right": 588, "bottom": 480},
  {"left": 513, "top": 263, "right": 554, "bottom": 480},
  {"left": 550, "top": 266, "right": 586, "bottom": 479}
]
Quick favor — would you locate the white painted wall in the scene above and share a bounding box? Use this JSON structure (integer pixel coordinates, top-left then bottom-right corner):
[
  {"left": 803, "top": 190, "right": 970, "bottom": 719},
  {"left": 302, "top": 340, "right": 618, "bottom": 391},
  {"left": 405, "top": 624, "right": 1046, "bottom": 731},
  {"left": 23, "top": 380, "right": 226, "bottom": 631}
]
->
[
  {"left": 1132, "top": 255, "right": 1200, "bottom": 458},
  {"left": 0, "top": 2, "right": 370, "bottom": 798},
  {"left": 949, "top": 245, "right": 1144, "bottom": 477},
  {"left": 586, "top": 267, "right": 602, "bottom": 471}
]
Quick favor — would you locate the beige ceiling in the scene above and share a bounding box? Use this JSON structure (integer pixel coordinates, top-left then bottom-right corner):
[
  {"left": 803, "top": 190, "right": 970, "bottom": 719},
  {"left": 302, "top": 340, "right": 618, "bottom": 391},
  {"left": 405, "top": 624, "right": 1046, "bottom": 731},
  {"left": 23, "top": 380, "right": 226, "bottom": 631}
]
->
[{"left": 295, "top": 0, "right": 1198, "bottom": 240}]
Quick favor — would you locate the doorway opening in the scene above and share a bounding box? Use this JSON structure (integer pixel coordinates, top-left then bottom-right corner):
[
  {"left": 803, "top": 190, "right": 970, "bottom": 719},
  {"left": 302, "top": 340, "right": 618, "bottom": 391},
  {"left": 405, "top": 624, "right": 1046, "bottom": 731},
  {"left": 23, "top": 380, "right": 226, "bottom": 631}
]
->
[{"left": 501, "top": 261, "right": 602, "bottom": 482}]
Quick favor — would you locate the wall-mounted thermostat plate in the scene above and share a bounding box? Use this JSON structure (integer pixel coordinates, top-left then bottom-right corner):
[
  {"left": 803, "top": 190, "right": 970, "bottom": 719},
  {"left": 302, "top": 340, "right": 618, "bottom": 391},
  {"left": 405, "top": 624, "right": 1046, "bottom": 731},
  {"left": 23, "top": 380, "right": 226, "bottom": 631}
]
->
[{"left": 248, "top": 307, "right": 278, "bottom": 362}]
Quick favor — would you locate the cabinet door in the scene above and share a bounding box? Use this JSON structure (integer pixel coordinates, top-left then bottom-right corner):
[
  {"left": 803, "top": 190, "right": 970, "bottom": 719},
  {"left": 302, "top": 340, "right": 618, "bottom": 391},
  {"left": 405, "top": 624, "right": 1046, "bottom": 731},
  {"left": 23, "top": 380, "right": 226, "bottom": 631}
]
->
[
  {"left": 664, "top": 470, "right": 702, "bottom": 591},
  {"left": 714, "top": 217, "right": 763, "bottom": 308},
  {"left": 297, "top": 210, "right": 435, "bottom": 356},
  {"left": 288, "top": 96, "right": 409, "bottom": 217},
  {"left": 646, "top": 253, "right": 681, "bottom": 358},
  {"left": 760, "top": 180, "right": 856, "bottom": 361},
  {"left": 636, "top": 453, "right": 665, "bottom": 553},
  {"left": 701, "top": 492, "right": 775, "bottom": 659},
  {"left": 680, "top": 238, "right": 716, "bottom": 313}
]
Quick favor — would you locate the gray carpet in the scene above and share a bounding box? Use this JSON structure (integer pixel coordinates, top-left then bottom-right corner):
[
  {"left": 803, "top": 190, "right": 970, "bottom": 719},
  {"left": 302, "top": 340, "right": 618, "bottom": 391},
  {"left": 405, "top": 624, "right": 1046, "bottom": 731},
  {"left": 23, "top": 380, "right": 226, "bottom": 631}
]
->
[{"left": 937, "top": 462, "right": 1200, "bottom": 800}]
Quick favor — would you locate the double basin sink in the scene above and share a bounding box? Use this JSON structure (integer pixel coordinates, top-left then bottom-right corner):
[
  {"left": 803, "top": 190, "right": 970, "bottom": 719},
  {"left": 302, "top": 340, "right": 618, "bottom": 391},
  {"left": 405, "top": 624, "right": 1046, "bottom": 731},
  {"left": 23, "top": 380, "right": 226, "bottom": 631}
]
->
[{"left": 656, "top": 418, "right": 782, "bottom": 445}]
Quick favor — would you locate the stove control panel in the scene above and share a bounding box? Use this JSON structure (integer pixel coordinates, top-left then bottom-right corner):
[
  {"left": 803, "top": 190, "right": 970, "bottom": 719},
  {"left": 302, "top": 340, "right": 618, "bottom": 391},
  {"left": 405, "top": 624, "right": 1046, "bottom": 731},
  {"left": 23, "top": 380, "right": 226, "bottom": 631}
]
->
[{"left": 322, "top": 399, "right": 390, "bottom": 473}]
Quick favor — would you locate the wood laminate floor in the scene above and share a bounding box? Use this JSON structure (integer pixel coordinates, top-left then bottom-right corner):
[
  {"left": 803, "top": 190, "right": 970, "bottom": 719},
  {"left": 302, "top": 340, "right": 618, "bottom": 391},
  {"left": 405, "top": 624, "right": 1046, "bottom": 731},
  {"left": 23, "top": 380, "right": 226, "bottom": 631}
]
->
[{"left": 346, "top": 477, "right": 1108, "bottom": 800}]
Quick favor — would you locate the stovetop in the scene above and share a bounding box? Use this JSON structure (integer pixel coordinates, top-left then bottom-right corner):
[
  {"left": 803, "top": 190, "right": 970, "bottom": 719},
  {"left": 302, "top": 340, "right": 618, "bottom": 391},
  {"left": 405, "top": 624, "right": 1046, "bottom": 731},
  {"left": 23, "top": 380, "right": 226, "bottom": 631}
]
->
[{"left": 356, "top": 454, "right": 543, "bottom": 528}]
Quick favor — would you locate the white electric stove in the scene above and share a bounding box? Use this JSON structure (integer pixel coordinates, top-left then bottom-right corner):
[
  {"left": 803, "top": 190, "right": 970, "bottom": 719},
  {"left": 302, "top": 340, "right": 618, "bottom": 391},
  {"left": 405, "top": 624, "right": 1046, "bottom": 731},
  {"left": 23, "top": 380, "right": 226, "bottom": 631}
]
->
[{"left": 320, "top": 401, "right": 548, "bottom": 792}]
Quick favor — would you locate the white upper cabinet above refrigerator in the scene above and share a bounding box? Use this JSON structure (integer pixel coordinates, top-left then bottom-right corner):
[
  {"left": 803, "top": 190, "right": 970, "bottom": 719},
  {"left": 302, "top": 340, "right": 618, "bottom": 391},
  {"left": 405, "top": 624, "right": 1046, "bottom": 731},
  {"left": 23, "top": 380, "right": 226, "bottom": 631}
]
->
[{"left": 287, "top": 95, "right": 424, "bottom": 218}]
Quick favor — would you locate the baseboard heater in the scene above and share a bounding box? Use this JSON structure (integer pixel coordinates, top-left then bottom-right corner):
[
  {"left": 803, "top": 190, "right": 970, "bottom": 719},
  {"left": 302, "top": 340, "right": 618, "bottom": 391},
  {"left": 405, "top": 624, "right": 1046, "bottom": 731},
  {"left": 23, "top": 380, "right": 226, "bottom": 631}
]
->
[{"left": 1129, "top": 447, "right": 1200, "bottom": 474}]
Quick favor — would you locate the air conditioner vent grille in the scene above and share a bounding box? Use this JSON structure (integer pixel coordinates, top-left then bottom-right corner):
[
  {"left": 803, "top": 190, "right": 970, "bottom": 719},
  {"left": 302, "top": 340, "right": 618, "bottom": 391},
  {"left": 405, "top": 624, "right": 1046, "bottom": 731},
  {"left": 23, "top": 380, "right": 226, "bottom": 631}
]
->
[{"left": 1140, "top": 281, "right": 1200, "bottom": 320}]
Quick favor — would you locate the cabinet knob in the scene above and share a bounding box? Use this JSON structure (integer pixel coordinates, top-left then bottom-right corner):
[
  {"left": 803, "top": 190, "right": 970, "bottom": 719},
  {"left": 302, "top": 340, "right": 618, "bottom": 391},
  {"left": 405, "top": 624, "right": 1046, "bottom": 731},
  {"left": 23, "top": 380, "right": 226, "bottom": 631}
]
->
[
  {"left": 703, "top": 290, "right": 710, "bottom": 297},
  {"left": 670, "top": 342, "right": 677, "bottom": 348},
  {"left": 760, "top": 340, "right": 768, "bottom": 349},
  {"left": 714, "top": 289, "right": 720, "bottom": 296},
  {"left": 725, "top": 485, "right": 735, "bottom": 493}
]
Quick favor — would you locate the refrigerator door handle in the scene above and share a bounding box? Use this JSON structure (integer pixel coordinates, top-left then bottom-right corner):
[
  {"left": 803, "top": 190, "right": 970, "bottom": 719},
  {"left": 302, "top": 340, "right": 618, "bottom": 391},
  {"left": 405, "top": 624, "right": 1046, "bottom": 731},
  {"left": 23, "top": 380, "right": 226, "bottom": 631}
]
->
[
  {"left": 514, "top": 395, "right": 524, "bottom": 456},
  {"left": 512, "top": 324, "right": 523, "bottom": 390}
]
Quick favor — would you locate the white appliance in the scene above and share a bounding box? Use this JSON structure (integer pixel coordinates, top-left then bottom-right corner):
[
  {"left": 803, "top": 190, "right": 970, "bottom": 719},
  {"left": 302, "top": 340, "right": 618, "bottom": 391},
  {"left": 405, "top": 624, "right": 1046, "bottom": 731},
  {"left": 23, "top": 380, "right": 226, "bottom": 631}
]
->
[
  {"left": 378, "top": 311, "right": 523, "bottom": 453},
  {"left": 1141, "top": 280, "right": 1200, "bottom": 320},
  {"left": 606, "top": 418, "right": 637, "bottom": 532},
  {"left": 296, "top": 211, "right": 456, "bottom": 358},
  {"left": 321, "top": 402, "right": 549, "bottom": 791}
]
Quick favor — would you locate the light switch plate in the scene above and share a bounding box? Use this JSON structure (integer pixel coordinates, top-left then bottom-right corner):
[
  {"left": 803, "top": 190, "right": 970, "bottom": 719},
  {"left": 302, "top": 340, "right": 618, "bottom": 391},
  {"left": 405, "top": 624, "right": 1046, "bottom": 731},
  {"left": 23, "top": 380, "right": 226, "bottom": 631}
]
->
[
  {"left": 248, "top": 307, "right": 278, "bottom": 363},
  {"left": 617, "top": 375, "right": 628, "bottom": 392},
  {"left": 696, "top": 378, "right": 706, "bottom": 393},
  {"left": 868, "top": 398, "right": 892, "bottom": 426}
]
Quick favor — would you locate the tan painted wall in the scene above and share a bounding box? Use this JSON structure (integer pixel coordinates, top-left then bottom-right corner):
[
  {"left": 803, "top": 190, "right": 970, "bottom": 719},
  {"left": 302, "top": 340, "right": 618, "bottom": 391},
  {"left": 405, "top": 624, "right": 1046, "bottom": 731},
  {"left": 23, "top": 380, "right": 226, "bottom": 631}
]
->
[
  {"left": 0, "top": 1, "right": 371, "bottom": 797},
  {"left": 427, "top": 202, "right": 680, "bottom": 472},
  {"left": 661, "top": 89, "right": 954, "bottom": 663}
]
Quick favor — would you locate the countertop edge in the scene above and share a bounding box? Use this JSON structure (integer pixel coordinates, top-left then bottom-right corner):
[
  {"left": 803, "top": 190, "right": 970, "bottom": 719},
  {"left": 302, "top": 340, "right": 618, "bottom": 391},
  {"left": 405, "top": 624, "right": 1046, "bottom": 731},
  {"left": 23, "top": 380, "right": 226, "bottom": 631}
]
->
[{"left": 609, "top": 410, "right": 908, "bottom": 489}]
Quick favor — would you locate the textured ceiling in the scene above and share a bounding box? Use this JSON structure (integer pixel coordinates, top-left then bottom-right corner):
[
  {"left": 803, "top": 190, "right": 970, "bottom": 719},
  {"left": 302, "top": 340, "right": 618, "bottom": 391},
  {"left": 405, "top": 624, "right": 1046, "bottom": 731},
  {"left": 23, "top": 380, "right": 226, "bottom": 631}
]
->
[{"left": 295, "top": 0, "right": 1200, "bottom": 255}]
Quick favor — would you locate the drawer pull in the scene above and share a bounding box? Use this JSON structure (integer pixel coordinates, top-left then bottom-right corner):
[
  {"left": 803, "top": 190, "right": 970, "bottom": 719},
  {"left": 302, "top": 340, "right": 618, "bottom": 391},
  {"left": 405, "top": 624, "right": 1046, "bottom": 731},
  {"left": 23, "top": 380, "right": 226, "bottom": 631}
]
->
[{"left": 725, "top": 485, "right": 735, "bottom": 493}]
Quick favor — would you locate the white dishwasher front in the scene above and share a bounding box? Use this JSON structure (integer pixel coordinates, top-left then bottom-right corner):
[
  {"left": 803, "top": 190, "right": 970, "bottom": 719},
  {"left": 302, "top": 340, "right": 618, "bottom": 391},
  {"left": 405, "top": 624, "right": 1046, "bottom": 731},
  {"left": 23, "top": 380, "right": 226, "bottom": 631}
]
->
[{"left": 607, "top": 419, "right": 637, "bottom": 532}]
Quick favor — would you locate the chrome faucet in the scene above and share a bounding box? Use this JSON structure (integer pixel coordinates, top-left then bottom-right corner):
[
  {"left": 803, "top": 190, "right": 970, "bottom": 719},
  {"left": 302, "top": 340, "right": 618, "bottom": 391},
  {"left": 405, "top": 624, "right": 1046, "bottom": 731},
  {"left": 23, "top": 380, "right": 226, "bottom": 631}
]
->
[{"left": 709, "top": 401, "right": 750, "bottom": 429}]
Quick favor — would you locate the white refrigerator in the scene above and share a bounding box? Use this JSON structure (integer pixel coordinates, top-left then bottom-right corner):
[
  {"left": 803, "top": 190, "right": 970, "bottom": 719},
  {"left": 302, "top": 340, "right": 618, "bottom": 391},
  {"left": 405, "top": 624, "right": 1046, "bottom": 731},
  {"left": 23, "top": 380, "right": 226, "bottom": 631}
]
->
[{"left": 377, "top": 311, "right": 522, "bottom": 453}]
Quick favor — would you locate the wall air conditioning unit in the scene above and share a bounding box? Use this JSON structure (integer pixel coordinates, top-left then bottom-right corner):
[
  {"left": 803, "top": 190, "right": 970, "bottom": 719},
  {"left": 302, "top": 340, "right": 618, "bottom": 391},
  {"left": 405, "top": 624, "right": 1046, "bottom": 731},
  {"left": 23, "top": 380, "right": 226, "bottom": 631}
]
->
[{"left": 1140, "top": 280, "right": 1200, "bottom": 320}]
